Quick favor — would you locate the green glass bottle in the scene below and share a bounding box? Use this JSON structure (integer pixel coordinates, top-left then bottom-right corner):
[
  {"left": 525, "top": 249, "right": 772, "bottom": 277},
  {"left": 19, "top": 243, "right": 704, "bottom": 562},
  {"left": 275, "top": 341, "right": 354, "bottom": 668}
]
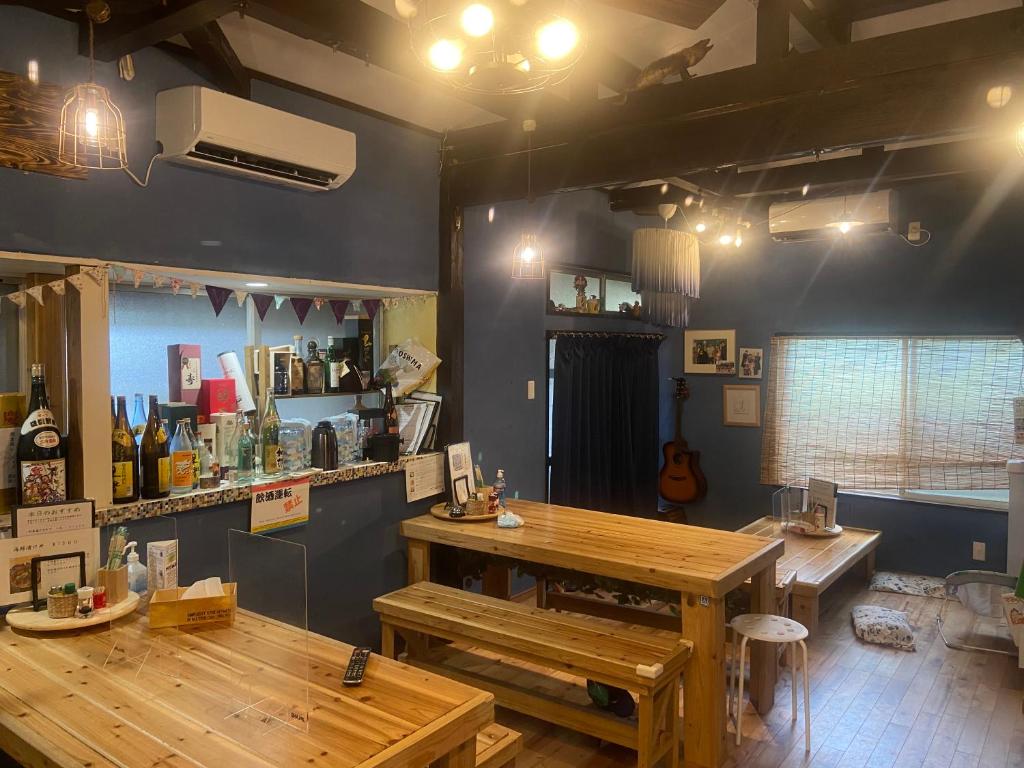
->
[{"left": 260, "top": 393, "right": 281, "bottom": 477}]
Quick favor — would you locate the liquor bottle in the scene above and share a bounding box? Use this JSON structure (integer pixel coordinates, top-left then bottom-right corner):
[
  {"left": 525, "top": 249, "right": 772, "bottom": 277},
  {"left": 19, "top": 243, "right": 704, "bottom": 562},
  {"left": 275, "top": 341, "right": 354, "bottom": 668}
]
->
[
  {"left": 305, "top": 340, "right": 325, "bottom": 394},
  {"left": 140, "top": 395, "right": 170, "bottom": 499},
  {"left": 290, "top": 335, "right": 306, "bottom": 396},
  {"left": 199, "top": 440, "right": 218, "bottom": 489},
  {"left": 112, "top": 395, "right": 139, "bottom": 504},
  {"left": 358, "top": 319, "right": 374, "bottom": 373},
  {"left": 326, "top": 336, "right": 341, "bottom": 393},
  {"left": 169, "top": 420, "right": 194, "bottom": 495},
  {"left": 17, "top": 364, "right": 67, "bottom": 505},
  {"left": 494, "top": 469, "right": 507, "bottom": 509},
  {"left": 273, "top": 353, "right": 290, "bottom": 396},
  {"left": 260, "top": 393, "right": 281, "bottom": 477},
  {"left": 383, "top": 382, "right": 399, "bottom": 435},
  {"left": 235, "top": 412, "right": 256, "bottom": 482},
  {"left": 183, "top": 420, "right": 200, "bottom": 490},
  {"left": 129, "top": 393, "right": 146, "bottom": 443}
]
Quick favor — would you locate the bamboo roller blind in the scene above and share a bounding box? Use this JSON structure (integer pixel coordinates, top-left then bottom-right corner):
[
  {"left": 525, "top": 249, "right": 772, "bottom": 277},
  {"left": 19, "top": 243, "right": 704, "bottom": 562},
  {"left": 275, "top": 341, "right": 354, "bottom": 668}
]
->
[{"left": 760, "top": 335, "right": 1024, "bottom": 490}]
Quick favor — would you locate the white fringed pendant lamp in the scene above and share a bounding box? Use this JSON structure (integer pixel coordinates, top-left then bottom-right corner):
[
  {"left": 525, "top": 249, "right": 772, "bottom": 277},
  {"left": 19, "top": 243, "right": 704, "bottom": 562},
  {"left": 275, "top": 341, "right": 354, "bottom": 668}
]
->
[
  {"left": 632, "top": 204, "right": 700, "bottom": 327},
  {"left": 58, "top": 2, "right": 127, "bottom": 170}
]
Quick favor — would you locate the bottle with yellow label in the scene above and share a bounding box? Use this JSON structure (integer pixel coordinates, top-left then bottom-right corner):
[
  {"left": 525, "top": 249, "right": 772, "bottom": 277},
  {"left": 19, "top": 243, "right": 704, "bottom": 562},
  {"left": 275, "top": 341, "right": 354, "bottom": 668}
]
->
[
  {"left": 111, "top": 395, "right": 139, "bottom": 504},
  {"left": 140, "top": 395, "right": 170, "bottom": 499},
  {"left": 169, "top": 420, "right": 194, "bottom": 495}
]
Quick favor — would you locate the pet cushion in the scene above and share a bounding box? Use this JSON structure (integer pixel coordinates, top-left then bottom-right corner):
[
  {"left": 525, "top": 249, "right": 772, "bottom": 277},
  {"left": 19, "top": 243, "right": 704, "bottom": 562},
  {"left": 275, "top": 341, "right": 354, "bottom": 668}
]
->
[
  {"left": 869, "top": 571, "right": 946, "bottom": 599},
  {"left": 851, "top": 605, "right": 916, "bottom": 651}
]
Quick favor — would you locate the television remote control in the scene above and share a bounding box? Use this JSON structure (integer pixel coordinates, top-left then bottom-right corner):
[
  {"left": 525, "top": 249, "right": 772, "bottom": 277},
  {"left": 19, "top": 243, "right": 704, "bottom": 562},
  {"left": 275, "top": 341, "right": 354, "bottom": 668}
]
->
[{"left": 343, "top": 647, "right": 372, "bottom": 687}]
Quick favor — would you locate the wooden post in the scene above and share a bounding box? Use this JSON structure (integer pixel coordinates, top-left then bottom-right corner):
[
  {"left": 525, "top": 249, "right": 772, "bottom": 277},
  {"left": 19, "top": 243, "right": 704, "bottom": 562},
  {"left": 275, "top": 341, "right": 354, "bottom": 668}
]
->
[
  {"left": 437, "top": 737, "right": 476, "bottom": 768},
  {"left": 680, "top": 592, "right": 726, "bottom": 768},
  {"left": 748, "top": 562, "right": 777, "bottom": 713},
  {"left": 64, "top": 266, "right": 111, "bottom": 507},
  {"left": 481, "top": 564, "right": 512, "bottom": 600},
  {"left": 407, "top": 539, "right": 431, "bottom": 584},
  {"left": 436, "top": 166, "right": 465, "bottom": 446},
  {"left": 756, "top": 0, "right": 790, "bottom": 63},
  {"left": 24, "top": 274, "right": 67, "bottom": 432}
]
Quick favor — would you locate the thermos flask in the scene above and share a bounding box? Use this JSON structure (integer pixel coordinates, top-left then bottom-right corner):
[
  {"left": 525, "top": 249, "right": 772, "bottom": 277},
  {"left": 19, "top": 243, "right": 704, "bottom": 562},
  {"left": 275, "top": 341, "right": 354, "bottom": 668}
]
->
[{"left": 311, "top": 421, "right": 339, "bottom": 470}]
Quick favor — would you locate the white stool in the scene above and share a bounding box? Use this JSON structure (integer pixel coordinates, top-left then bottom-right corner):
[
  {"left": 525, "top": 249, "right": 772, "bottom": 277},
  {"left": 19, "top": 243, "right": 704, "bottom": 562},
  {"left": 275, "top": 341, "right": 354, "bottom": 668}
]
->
[{"left": 728, "top": 613, "right": 810, "bottom": 752}]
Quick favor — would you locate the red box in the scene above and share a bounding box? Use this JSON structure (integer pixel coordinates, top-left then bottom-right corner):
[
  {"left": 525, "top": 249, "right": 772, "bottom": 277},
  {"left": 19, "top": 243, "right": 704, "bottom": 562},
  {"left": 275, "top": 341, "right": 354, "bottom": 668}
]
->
[
  {"left": 197, "top": 379, "right": 236, "bottom": 423},
  {"left": 168, "top": 344, "right": 202, "bottom": 404}
]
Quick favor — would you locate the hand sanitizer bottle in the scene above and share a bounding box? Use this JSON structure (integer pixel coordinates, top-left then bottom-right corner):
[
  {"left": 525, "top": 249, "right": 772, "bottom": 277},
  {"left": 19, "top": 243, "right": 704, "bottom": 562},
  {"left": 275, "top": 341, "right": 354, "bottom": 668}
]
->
[{"left": 125, "top": 542, "right": 147, "bottom": 599}]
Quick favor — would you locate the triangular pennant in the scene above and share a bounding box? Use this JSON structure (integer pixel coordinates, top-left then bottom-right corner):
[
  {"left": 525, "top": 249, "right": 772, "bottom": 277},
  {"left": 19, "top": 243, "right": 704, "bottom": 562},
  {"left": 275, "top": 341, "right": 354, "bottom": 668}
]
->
[
  {"left": 26, "top": 285, "right": 45, "bottom": 306},
  {"left": 7, "top": 291, "right": 26, "bottom": 308},
  {"left": 189, "top": 283, "right": 200, "bottom": 299},
  {"left": 290, "top": 297, "right": 313, "bottom": 325},
  {"left": 329, "top": 299, "right": 350, "bottom": 325},
  {"left": 313, "top": 296, "right": 325, "bottom": 311},
  {"left": 86, "top": 266, "right": 105, "bottom": 285},
  {"left": 132, "top": 269, "right": 145, "bottom": 288},
  {"left": 362, "top": 298, "right": 381, "bottom": 320},
  {"left": 206, "top": 285, "right": 232, "bottom": 317},
  {"left": 274, "top": 295, "right": 287, "bottom": 310},
  {"left": 47, "top": 279, "right": 66, "bottom": 296},
  {"left": 234, "top": 290, "right": 248, "bottom": 308},
  {"left": 170, "top": 278, "right": 182, "bottom": 295},
  {"left": 251, "top": 293, "right": 274, "bottom": 321},
  {"left": 153, "top": 275, "right": 167, "bottom": 288},
  {"left": 66, "top": 273, "right": 88, "bottom": 292}
]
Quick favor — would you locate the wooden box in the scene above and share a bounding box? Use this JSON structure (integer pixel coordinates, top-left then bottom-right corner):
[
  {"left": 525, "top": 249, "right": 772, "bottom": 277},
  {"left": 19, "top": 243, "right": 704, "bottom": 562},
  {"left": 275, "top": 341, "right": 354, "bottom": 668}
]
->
[
  {"left": 96, "top": 565, "right": 129, "bottom": 605},
  {"left": 148, "top": 583, "right": 237, "bottom": 629}
]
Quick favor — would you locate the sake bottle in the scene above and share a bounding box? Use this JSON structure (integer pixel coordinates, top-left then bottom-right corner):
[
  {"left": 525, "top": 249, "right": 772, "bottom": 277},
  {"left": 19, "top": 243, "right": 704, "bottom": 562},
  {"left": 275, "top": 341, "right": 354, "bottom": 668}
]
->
[
  {"left": 169, "top": 420, "right": 194, "bottom": 495},
  {"left": 140, "top": 395, "right": 170, "bottom": 499},
  {"left": 129, "top": 393, "right": 146, "bottom": 443},
  {"left": 17, "top": 364, "right": 67, "bottom": 505},
  {"left": 112, "top": 395, "right": 139, "bottom": 504},
  {"left": 260, "top": 393, "right": 281, "bottom": 477},
  {"left": 235, "top": 412, "right": 256, "bottom": 482},
  {"left": 183, "top": 420, "right": 200, "bottom": 490}
]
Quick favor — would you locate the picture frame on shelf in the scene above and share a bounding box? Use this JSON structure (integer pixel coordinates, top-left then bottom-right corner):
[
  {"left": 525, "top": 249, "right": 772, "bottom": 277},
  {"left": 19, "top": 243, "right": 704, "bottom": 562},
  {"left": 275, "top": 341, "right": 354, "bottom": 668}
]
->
[
  {"left": 738, "top": 347, "right": 764, "bottom": 380},
  {"left": 30, "top": 551, "right": 86, "bottom": 611},
  {"left": 722, "top": 384, "right": 761, "bottom": 427},
  {"left": 684, "top": 330, "right": 736, "bottom": 374}
]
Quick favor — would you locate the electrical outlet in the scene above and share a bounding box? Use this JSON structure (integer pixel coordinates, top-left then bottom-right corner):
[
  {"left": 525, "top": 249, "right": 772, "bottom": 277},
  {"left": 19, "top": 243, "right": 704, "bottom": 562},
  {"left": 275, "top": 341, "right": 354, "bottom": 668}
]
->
[
  {"left": 908, "top": 221, "right": 922, "bottom": 242},
  {"left": 972, "top": 541, "right": 986, "bottom": 561},
  {"left": 527, "top": 380, "right": 535, "bottom": 400}
]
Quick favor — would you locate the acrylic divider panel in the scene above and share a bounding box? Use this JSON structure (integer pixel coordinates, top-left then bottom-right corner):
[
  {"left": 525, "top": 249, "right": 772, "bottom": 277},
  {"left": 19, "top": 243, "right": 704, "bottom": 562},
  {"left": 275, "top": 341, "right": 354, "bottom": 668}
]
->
[{"left": 223, "top": 528, "right": 310, "bottom": 735}]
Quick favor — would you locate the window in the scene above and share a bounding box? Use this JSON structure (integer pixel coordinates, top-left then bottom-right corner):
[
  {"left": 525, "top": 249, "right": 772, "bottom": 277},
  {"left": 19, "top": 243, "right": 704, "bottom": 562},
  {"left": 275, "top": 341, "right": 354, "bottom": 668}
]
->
[{"left": 761, "top": 335, "right": 1024, "bottom": 506}]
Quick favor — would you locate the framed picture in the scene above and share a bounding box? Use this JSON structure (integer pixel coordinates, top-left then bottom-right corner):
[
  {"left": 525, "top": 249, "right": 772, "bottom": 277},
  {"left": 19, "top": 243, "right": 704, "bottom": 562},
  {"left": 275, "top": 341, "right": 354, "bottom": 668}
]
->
[
  {"left": 445, "top": 442, "right": 475, "bottom": 506},
  {"left": 11, "top": 499, "right": 95, "bottom": 538},
  {"left": 30, "top": 551, "right": 86, "bottom": 611},
  {"left": 684, "top": 330, "right": 736, "bottom": 374},
  {"left": 738, "top": 347, "right": 764, "bottom": 380},
  {"left": 722, "top": 385, "right": 761, "bottom": 427}
]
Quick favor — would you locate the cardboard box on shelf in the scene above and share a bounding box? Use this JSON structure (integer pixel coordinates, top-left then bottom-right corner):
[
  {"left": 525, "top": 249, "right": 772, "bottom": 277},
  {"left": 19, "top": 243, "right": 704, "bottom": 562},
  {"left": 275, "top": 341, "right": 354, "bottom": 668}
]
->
[
  {"left": 147, "top": 540, "right": 178, "bottom": 593},
  {"left": 210, "top": 412, "right": 238, "bottom": 468},
  {"left": 158, "top": 403, "right": 198, "bottom": 434},
  {"left": 197, "top": 379, "right": 236, "bottom": 423},
  {"left": 168, "top": 344, "right": 201, "bottom": 404}
]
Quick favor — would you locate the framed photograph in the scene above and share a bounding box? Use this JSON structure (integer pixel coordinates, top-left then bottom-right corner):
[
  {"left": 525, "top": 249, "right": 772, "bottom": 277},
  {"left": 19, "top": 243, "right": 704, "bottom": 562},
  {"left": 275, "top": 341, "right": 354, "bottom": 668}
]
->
[
  {"left": 445, "top": 442, "right": 475, "bottom": 505},
  {"left": 722, "top": 385, "right": 761, "bottom": 427},
  {"left": 11, "top": 499, "right": 95, "bottom": 538},
  {"left": 684, "top": 330, "right": 736, "bottom": 374},
  {"left": 738, "top": 347, "right": 764, "bottom": 380}
]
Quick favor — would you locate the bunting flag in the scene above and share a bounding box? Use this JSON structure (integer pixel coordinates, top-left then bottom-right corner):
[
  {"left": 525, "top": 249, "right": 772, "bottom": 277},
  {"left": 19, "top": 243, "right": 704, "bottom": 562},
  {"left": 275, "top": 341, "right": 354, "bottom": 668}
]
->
[
  {"left": 206, "top": 284, "right": 232, "bottom": 317},
  {"left": 86, "top": 266, "right": 106, "bottom": 285},
  {"left": 7, "top": 291, "right": 26, "bottom": 308},
  {"left": 329, "top": 299, "right": 350, "bottom": 325},
  {"left": 66, "top": 273, "right": 88, "bottom": 292},
  {"left": 274, "top": 294, "right": 287, "bottom": 310},
  {"left": 47, "top": 279, "right": 66, "bottom": 296},
  {"left": 132, "top": 269, "right": 145, "bottom": 289},
  {"left": 290, "top": 297, "right": 313, "bottom": 325},
  {"left": 26, "top": 285, "right": 45, "bottom": 306},
  {"left": 234, "top": 290, "right": 249, "bottom": 308},
  {"left": 110, "top": 266, "right": 123, "bottom": 284},
  {"left": 170, "top": 278, "right": 183, "bottom": 295},
  {"left": 251, "top": 293, "right": 274, "bottom": 321},
  {"left": 189, "top": 283, "right": 200, "bottom": 299},
  {"left": 153, "top": 275, "right": 167, "bottom": 288},
  {"left": 362, "top": 298, "right": 381, "bottom": 320},
  {"left": 313, "top": 296, "right": 325, "bottom": 311}
]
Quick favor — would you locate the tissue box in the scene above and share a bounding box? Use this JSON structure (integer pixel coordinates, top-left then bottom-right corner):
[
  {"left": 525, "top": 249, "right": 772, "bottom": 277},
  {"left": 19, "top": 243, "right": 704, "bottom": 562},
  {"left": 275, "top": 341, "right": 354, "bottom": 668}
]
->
[
  {"left": 147, "top": 540, "right": 178, "bottom": 593},
  {"left": 149, "top": 583, "right": 237, "bottom": 629},
  {"left": 168, "top": 345, "right": 202, "bottom": 404},
  {"left": 197, "top": 379, "right": 236, "bottom": 423}
]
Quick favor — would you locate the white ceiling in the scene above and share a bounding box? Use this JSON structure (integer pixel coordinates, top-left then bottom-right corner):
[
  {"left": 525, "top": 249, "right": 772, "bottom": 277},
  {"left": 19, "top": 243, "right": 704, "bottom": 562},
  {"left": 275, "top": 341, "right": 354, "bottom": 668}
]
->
[{"left": 207, "top": 0, "right": 1021, "bottom": 133}]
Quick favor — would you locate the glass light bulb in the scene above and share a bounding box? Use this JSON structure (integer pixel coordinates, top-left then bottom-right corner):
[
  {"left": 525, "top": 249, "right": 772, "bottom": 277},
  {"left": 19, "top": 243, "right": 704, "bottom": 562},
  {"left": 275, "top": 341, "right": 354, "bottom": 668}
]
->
[
  {"left": 536, "top": 19, "right": 579, "bottom": 61},
  {"left": 515, "top": 58, "right": 531, "bottom": 73},
  {"left": 838, "top": 221, "right": 853, "bottom": 234},
  {"left": 719, "top": 233, "right": 733, "bottom": 246},
  {"left": 461, "top": 4, "right": 494, "bottom": 37},
  {"left": 84, "top": 108, "right": 99, "bottom": 139},
  {"left": 428, "top": 39, "right": 463, "bottom": 71},
  {"left": 521, "top": 245, "right": 536, "bottom": 262},
  {"left": 734, "top": 232, "right": 743, "bottom": 248},
  {"left": 695, "top": 222, "right": 707, "bottom": 233}
]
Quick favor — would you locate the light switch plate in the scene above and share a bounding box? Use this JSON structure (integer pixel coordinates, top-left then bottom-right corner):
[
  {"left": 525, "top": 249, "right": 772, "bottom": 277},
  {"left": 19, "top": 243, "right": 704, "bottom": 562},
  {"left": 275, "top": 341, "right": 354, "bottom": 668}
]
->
[
  {"left": 527, "top": 380, "right": 535, "bottom": 400},
  {"left": 972, "top": 541, "right": 986, "bottom": 561}
]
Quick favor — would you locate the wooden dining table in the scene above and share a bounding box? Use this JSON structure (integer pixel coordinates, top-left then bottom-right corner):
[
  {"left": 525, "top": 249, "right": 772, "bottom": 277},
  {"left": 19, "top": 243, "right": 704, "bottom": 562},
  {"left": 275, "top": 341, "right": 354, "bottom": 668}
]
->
[
  {"left": 401, "top": 500, "right": 784, "bottom": 768},
  {"left": 0, "top": 609, "right": 494, "bottom": 768}
]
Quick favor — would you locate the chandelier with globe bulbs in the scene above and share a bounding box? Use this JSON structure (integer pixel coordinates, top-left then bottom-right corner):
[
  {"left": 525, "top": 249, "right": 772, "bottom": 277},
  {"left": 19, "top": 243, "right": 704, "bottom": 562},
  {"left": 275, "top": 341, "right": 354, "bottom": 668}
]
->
[{"left": 396, "top": 0, "right": 585, "bottom": 95}]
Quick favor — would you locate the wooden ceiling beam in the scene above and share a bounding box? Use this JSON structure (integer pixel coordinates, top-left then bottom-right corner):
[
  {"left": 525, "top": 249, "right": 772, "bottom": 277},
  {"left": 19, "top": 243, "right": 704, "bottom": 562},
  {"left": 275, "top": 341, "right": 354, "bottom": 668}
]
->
[
  {"left": 182, "top": 20, "right": 250, "bottom": 98},
  {"left": 86, "top": 0, "right": 238, "bottom": 61},
  {"left": 828, "top": 0, "right": 947, "bottom": 22},
  {"left": 592, "top": 0, "right": 727, "bottom": 29},
  {"left": 756, "top": 0, "right": 791, "bottom": 63},
  {"left": 789, "top": 0, "right": 849, "bottom": 48}
]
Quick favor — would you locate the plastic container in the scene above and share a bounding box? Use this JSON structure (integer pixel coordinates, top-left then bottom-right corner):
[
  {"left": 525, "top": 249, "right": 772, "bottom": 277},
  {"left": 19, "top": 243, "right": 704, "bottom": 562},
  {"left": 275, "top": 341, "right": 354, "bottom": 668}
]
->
[
  {"left": 125, "top": 542, "right": 147, "bottom": 599},
  {"left": 279, "top": 420, "right": 311, "bottom": 473}
]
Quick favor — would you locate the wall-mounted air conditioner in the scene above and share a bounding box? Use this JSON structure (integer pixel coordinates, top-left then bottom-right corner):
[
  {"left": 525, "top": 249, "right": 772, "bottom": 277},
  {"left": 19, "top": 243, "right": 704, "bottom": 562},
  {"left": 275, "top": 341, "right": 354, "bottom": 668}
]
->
[
  {"left": 155, "top": 86, "right": 356, "bottom": 192},
  {"left": 768, "top": 190, "right": 895, "bottom": 242}
]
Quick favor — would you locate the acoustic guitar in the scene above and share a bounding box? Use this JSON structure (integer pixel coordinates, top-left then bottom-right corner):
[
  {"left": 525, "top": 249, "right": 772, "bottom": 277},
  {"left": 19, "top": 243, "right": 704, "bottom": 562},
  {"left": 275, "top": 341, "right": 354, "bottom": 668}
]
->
[{"left": 658, "top": 377, "right": 707, "bottom": 503}]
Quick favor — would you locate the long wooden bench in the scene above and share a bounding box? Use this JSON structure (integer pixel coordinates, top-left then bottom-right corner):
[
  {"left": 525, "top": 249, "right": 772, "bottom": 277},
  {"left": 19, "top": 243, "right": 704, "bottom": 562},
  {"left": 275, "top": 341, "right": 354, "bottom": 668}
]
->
[
  {"left": 476, "top": 723, "right": 522, "bottom": 768},
  {"left": 374, "top": 581, "right": 692, "bottom": 768}
]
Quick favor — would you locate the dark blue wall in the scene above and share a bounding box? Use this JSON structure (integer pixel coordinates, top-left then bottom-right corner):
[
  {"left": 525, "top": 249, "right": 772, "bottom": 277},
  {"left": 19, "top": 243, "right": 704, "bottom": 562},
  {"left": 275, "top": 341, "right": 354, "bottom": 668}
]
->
[
  {"left": 464, "top": 177, "right": 1023, "bottom": 578},
  {"left": 0, "top": 7, "right": 439, "bottom": 290}
]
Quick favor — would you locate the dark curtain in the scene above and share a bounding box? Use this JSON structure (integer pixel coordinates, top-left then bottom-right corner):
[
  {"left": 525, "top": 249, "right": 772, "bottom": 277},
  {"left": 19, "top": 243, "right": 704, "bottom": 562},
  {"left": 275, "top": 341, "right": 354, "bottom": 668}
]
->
[{"left": 550, "top": 334, "right": 662, "bottom": 516}]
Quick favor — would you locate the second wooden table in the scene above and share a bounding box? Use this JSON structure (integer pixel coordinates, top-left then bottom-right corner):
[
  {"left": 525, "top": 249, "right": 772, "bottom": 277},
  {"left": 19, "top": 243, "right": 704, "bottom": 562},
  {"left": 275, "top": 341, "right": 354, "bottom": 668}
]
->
[{"left": 401, "top": 500, "right": 784, "bottom": 768}]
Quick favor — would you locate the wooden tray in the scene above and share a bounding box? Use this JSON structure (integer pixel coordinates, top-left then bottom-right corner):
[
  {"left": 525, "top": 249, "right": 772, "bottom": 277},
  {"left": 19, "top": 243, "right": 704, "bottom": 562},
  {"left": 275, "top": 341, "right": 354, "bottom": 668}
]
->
[
  {"left": 430, "top": 502, "right": 499, "bottom": 523},
  {"left": 785, "top": 522, "right": 844, "bottom": 538},
  {"left": 5, "top": 592, "right": 140, "bottom": 632}
]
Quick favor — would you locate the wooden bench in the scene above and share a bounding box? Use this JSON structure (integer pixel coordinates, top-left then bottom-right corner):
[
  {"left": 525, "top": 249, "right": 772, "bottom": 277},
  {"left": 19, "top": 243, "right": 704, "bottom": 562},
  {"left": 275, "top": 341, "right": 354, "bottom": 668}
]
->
[
  {"left": 736, "top": 516, "right": 881, "bottom": 635},
  {"left": 476, "top": 723, "right": 522, "bottom": 768},
  {"left": 374, "top": 581, "right": 692, "bottom": 768}
]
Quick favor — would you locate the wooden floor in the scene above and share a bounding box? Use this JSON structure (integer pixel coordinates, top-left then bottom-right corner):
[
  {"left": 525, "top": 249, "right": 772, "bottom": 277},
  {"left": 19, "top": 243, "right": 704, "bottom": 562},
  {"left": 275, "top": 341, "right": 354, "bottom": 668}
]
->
[{"left": 497, "top": 570, "right": 1024, "bottom": 767}]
